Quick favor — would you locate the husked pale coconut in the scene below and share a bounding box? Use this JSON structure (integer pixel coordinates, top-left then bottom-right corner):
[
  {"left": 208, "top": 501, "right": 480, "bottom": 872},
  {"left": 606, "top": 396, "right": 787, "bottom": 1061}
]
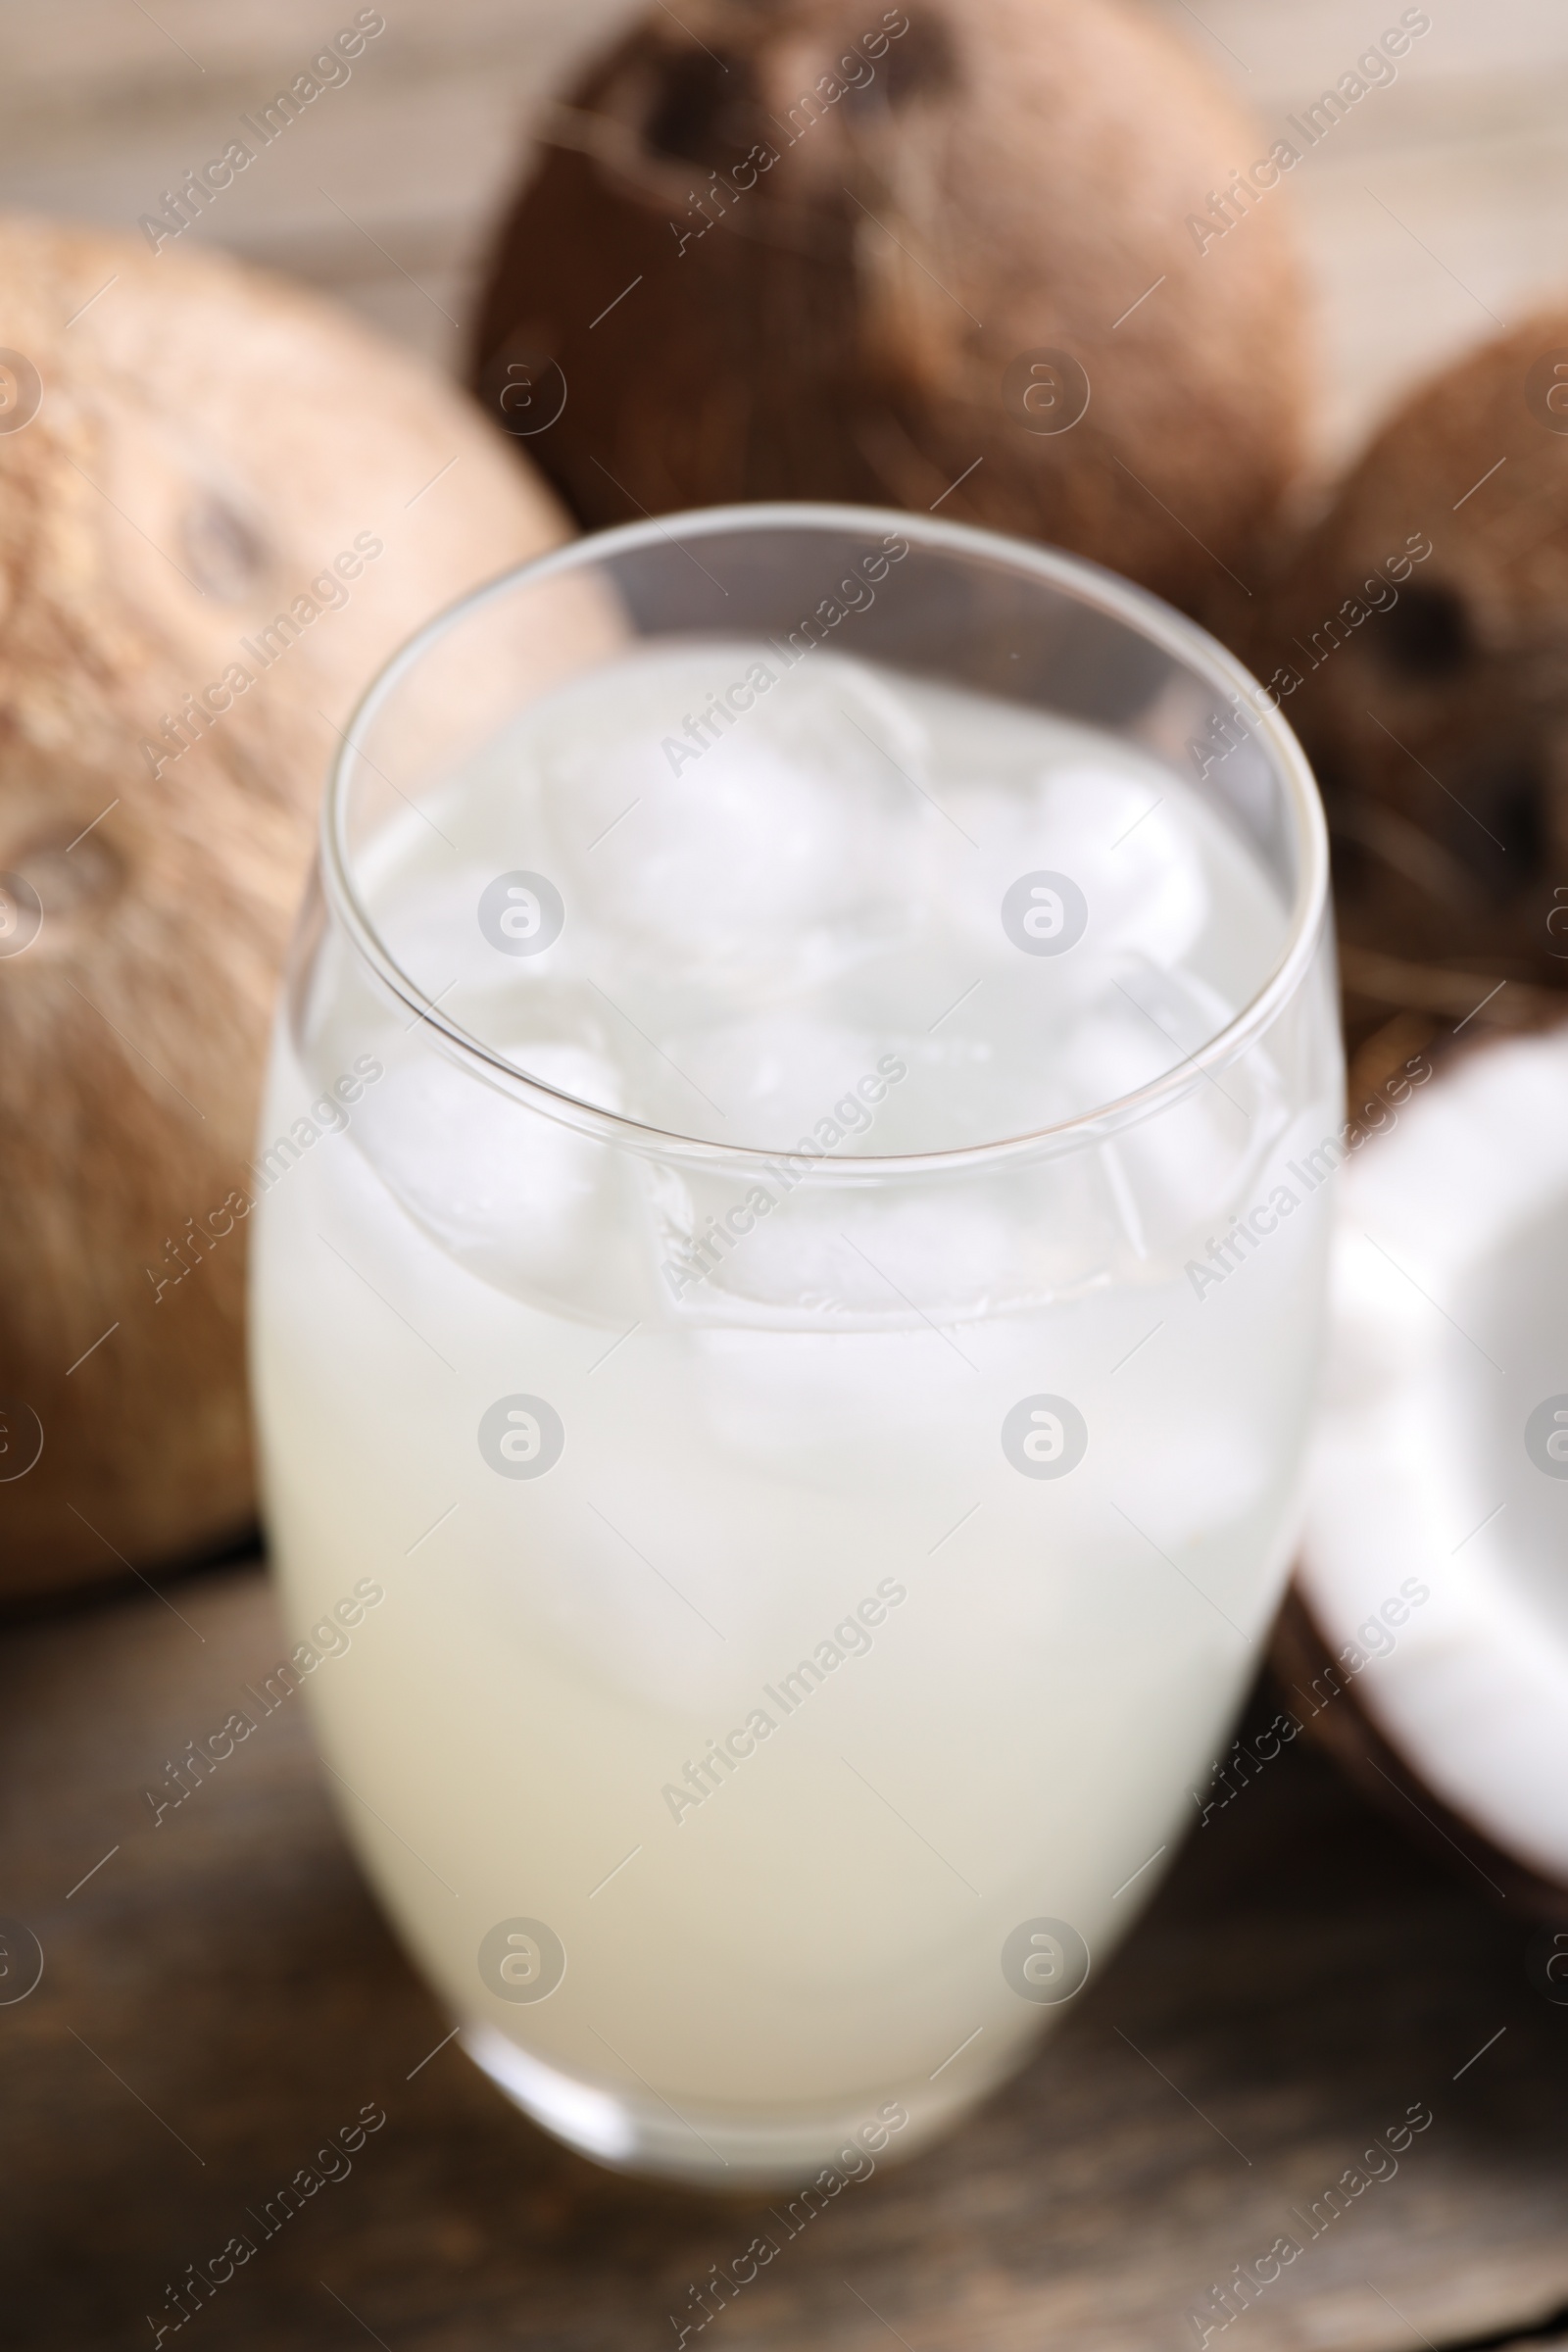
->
[{"left": 0, "top": 218, "right": 567, "bottom": 1602}]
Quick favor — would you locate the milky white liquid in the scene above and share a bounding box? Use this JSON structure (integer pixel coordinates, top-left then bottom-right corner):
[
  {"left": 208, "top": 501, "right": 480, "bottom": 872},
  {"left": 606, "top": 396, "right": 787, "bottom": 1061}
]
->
[{"left": 252, "top": 644, "right": 1339, "bottom": 2181}]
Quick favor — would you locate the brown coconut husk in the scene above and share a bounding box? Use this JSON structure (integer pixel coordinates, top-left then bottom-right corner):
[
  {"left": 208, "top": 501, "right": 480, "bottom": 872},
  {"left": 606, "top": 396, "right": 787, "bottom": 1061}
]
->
[
  {"left": 467, "top": 0, "right": 1311, "bottom": 621},
  {"left": 0, "top": 218, "right": 567, "bottom": 1603},
  {"left": 1244, "top": 314, "right": 1568, "bottom": 1058}
]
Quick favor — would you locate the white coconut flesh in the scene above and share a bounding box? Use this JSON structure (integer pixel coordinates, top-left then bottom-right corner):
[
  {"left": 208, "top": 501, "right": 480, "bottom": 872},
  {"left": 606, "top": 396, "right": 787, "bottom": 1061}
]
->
[{"left": 1299, "top": 1021, "right": 1568, "bottom": 1891}]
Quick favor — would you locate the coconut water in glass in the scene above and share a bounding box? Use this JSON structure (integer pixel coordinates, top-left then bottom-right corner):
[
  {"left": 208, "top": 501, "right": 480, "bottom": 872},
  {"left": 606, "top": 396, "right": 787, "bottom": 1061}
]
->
[{"left": 250, "top": 505, "right": 1340, "bottom": 2186}]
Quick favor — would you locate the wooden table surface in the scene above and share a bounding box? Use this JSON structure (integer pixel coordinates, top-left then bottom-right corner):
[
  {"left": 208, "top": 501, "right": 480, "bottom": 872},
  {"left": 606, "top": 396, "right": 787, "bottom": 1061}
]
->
[
  {"left": 4, "top": 4, "right": 1568, "bottom": 2345},
  {"left": 2, "top": 1560, "right": 1567, "bottom": 2352}
]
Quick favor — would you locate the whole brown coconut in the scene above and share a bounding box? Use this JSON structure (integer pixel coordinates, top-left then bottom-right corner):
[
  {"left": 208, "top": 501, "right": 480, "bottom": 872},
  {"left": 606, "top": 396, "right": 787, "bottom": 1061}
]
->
[
  {"left": 0, "top": 218, "right": 566, "bottom": 1604},
  {"left": 468, "top": 0, "right": 1310, "bottom": 618},
  {"left": 1249, "top": 315, "right": 1568, "bottom": 1058}
]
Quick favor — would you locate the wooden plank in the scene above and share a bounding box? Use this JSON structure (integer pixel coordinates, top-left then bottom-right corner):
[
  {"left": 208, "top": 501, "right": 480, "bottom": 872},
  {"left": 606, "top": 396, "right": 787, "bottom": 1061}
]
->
[{"left": 2, "top": 1563, "right": 1567, "bottom": 2350}]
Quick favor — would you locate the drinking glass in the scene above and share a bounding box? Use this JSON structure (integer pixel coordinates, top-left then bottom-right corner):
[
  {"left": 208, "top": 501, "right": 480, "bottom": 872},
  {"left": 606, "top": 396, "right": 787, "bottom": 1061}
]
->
[{"left": 250, "top": 504, "right": 1339, "bottom": 2188}]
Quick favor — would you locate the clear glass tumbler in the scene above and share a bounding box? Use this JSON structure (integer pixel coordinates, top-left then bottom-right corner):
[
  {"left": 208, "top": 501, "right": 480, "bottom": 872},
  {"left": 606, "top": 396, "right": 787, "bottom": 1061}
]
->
[{"left": 250, "top": 504, "right": 1340, "bottom": 2188}]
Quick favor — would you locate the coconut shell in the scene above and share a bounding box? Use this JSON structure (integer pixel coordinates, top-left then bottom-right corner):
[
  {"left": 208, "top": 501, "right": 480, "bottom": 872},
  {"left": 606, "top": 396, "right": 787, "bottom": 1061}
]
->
[
  {"left": 0, "top": 217, "right": 567, "bottom": 1604},
  {"left": 1272, "top": 1594, "right": 1568, "bottom": 1929},
  {"left": 1247, "top": 315, "right": 1568, "bottom": 1056},
  {"left": 467, "top": 0, "right": 1310, "bottom": 619}
]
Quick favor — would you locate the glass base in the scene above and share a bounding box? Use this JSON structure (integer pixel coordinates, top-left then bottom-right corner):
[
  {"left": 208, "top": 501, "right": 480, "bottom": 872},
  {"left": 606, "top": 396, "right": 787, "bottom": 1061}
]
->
[{"left": 461, "top": 2019, "right": 999, "bottom": 2190}]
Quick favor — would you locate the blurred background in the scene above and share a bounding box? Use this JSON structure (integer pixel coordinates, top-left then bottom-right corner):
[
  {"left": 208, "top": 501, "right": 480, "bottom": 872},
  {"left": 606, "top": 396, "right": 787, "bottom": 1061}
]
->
[{"left": 5, "top": 0, "right": 1566, "bottom": 466}]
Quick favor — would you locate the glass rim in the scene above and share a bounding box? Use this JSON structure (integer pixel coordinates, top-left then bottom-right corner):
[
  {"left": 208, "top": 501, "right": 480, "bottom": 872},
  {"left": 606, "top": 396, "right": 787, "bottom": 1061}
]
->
[{"left": 320, "top": 500, "right": 1330, "bottom": 1177}]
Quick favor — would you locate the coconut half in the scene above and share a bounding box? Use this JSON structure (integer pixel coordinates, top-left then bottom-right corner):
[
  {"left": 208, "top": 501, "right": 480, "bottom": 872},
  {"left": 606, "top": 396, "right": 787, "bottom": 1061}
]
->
[{"left": 1293, "top": 1021, "right": 1568, "bottom": 1914}]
